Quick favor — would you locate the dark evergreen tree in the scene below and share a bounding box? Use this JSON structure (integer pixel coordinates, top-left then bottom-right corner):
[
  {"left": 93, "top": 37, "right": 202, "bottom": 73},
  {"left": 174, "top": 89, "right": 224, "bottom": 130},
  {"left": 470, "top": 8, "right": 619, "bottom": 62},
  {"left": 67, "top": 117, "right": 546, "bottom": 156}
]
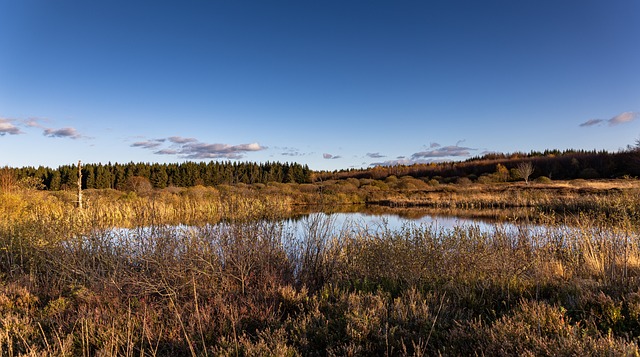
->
[
  {"left": 150, "top": 165, "right": 169, "bottom": 188},
  {"left": 83, "top": 165, "right": 96, "bottom": 189}
]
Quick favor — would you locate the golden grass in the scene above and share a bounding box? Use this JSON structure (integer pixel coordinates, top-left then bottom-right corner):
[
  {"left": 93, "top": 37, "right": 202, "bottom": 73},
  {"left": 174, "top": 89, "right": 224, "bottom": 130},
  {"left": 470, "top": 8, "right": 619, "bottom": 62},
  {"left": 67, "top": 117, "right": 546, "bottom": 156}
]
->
[{"left": 0, "top": 182, "right": 640, "bottom": 355}]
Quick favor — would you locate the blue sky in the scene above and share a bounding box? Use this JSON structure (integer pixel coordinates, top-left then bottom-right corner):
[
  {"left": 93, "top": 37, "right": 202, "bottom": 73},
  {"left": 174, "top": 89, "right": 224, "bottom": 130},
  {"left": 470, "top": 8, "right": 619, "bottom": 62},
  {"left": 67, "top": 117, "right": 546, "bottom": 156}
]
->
[{"left": 1, "top": 0, "right": 638, "bottom": 171}]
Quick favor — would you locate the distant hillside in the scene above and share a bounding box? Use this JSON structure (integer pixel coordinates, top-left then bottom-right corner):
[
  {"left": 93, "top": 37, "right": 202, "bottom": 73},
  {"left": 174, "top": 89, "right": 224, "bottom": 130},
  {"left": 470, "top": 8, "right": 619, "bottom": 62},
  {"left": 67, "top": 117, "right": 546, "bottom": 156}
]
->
[{"left": 321, "top": 149, "right": 640, "bottom": 183}]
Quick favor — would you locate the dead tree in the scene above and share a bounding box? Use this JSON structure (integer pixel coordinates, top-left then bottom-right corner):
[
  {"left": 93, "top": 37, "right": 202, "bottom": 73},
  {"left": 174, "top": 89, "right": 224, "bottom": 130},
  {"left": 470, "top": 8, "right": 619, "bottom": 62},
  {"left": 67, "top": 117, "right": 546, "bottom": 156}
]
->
[
  {"left": 77, "top": 160, "right": 83, "bottom": 209},
  {"left": 516, "top": 161, "right": 534, "bottom": 185}
]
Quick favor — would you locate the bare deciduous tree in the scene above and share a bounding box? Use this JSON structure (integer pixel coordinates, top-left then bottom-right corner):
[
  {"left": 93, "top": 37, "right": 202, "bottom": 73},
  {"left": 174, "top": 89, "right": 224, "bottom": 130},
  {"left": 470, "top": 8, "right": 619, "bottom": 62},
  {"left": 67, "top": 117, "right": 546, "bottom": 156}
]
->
[
  {"left": 0, "top": 167, "right": 17, "bottom": 192},
  {"left": 127, "top": 175, "right": 153, "bottom": 194},
  {"left": 516, "top": 161, "right": 534, "bottom": 185}
]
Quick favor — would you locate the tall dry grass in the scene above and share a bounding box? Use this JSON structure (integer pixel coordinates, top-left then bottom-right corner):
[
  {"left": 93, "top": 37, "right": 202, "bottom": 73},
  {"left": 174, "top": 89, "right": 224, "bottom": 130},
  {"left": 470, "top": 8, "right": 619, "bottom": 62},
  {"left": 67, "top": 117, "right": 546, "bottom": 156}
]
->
[{"left": 1, "top": 186, "right": 640, "bottom": 355}]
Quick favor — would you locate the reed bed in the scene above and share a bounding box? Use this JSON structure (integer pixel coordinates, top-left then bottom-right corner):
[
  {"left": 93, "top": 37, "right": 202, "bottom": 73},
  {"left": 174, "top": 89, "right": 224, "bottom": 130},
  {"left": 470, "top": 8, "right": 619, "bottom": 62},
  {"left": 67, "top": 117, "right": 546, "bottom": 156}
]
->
[{"left": 1, "top": 187, "right": 640, "bottom": 355}]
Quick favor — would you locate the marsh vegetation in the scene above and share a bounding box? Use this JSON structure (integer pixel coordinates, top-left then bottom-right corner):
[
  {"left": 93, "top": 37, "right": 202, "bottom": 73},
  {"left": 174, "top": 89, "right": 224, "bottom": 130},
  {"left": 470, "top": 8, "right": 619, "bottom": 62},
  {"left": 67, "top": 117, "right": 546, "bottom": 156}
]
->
[{"left": 1, "top": 174, "right": 640, "bottom": 355}]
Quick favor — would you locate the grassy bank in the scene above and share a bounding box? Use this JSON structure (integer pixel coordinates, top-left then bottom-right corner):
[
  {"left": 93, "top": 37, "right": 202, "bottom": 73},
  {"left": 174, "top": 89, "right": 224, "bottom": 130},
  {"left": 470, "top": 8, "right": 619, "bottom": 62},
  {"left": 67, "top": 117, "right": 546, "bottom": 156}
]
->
[
  {"left": 1, "top": 182, "right": 640, "bottom": 355},
  {"left": 365, "top": 179, "right": 640, "bottom": 209}
]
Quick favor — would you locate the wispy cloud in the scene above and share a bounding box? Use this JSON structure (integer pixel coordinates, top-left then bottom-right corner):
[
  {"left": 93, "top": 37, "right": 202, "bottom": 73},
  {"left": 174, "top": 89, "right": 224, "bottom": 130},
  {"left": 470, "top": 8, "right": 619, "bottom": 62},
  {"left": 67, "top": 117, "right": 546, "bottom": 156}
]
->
[
  {"left": 411, "top": 145, "right": 473, "bottom": 159},
  {"left": 579, "top": 119, "right": 604, "bottom": 127},
  {"left": 366, "top": 152, "right": 386, "bottom": 158},
  {"left": 350, "top": 162, "right": 368, "bottom": 169},
  {"left": 0, "top": 118, "right": 24, "bottom": 135},
  {"left": 43, "top": 127, "right": 83, "bottom": 139},
  {"left": 323, "top": 153, "right": 341, "bottom": 160},
  {"left": 1, "top": 116, "right": 88, "bottom": 139},
  {"left": 154, "top": 149, "right": 179, "bottom": 155},
  {"left": 132, "top": 136, "right": 266, "bottom": 160},
  {"left": 168, "top": 136, "right": 197, "bottom": 144},
  {"left": 479, "top": 150, "right": 501, "bottom": 156},
  {"left": 580, "top": 111, "right": 639, "bottom": 127},
  {"left": 277, "top": 147, "right": 309, "bottom": 157},
  {"left": 179, "top": 142, "right": 265, "bottom": 159},
  {"left": 131, "top": 139, "right": 165, "bottom": 149},
  {"left": 282, "top": 152, "right": 301, "bottom": 157},
  {"left": 23, "top": 117, "right": 48, "bottom": 128},
  {"left": 370, "top": 158, "right": 413, "bottom": 167},
  {"left": 610, "top": 112, "right": 638, "bottom": 125},
  {"left": 370, "top": 142, "right": 477, "bottom": 167}
]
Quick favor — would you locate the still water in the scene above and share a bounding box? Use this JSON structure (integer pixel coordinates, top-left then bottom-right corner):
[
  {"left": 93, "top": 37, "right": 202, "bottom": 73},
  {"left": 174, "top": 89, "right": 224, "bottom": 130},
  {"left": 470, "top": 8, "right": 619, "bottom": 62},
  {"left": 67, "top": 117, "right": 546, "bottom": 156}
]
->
[
  {"left": 105, "top": 208, "right": 555, "bottom": 242},
  {"left": 289, "top": 211, "right": 503, "bottom": 232},
  {"left": 87, "top": 208, "right": 638, "bottom": 259}
]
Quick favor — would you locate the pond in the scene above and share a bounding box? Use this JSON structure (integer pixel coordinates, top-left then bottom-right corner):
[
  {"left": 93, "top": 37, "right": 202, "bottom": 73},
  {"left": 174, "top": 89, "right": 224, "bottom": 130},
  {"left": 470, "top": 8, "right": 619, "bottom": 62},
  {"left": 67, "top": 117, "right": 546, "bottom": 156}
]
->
[
  {"left": 278, "top": 204, "right": 554, "bottom": 236},
  {"left": 102, "top": 207, "right": 571, "bottom": 245},
  {"left": 77, "top": 207, "right": 637, "bottom": 265}
]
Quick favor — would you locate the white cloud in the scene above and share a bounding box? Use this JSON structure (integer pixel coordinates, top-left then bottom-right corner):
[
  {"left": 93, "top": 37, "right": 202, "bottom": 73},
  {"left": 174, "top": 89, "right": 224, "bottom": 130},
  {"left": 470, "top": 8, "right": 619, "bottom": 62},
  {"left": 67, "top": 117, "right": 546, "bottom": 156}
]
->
[{"left": 0, "top": 119, "right": 24, "bottom": 135}]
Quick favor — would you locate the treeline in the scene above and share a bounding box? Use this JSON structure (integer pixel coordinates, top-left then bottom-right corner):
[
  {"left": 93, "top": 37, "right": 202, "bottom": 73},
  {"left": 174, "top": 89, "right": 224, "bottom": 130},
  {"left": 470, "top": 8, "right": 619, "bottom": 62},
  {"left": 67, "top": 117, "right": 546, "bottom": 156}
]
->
[
  {"left": 6, "top": 149, "right": 640, "bottom": 192},
  {"left": 326, "top": 149, "right": 640, "bottom": 182},
  {"left": 12, "top": 161, "right": 312, "bottom": 191},
  {"left": 465, "top": 148, "right": 613, "bottom": 162}
]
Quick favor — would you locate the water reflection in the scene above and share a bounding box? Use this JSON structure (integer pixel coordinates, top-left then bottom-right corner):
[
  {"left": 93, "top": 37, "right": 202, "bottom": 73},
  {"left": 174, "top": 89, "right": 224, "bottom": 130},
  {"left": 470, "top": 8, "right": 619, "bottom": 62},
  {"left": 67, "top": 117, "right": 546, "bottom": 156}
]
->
[
  {"left": 282, "top": 205, "right": 542, "bottom": 236},
  {"left": 286, "top": 212, "right": 491, "bottom": 233},
  {"left": 85, "top": 208, "right": 639, "bottom": 262},
  {"left": 287, "top": 205, "right": 537, "bottom": 225},
  {"left": 102, "top": 207, "right": 544, "bottom": 240}
]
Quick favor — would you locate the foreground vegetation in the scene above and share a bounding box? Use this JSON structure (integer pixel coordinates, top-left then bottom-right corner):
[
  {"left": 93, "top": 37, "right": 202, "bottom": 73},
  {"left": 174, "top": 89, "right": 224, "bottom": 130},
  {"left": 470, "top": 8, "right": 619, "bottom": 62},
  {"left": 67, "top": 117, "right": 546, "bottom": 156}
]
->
[{"left": 1, "top": 178, "right": 640, "bottom": 356}]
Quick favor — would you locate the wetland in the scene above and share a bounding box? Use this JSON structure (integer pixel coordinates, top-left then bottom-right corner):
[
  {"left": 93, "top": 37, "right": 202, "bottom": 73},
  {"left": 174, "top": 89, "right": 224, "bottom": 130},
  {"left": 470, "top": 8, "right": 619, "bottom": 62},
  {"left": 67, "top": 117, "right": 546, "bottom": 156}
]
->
[{"left": 2, "top": 179, "right": 640, "bottom": 355}]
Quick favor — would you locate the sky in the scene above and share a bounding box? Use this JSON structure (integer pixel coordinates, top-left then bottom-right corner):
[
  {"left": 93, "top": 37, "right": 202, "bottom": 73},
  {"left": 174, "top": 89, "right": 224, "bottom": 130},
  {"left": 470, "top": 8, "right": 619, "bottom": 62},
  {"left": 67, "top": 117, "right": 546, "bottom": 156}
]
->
[{"left": 1, "top": 0, "right": 639, "bottom": 171}]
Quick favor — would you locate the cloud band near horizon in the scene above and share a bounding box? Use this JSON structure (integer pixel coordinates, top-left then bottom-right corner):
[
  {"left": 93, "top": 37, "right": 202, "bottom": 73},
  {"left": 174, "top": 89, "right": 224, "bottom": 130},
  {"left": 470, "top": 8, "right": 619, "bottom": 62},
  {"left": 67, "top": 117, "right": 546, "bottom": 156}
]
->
[{"left": 371, "top": 142, "right": 477, "bottom": 166}]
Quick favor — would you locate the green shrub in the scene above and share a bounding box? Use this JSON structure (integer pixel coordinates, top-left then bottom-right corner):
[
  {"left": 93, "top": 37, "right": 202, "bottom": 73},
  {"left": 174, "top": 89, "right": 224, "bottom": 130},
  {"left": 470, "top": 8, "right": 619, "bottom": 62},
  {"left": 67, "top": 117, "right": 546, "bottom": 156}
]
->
[{"left": 535, "top": 176, "right": 552, "bottom": 184}]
